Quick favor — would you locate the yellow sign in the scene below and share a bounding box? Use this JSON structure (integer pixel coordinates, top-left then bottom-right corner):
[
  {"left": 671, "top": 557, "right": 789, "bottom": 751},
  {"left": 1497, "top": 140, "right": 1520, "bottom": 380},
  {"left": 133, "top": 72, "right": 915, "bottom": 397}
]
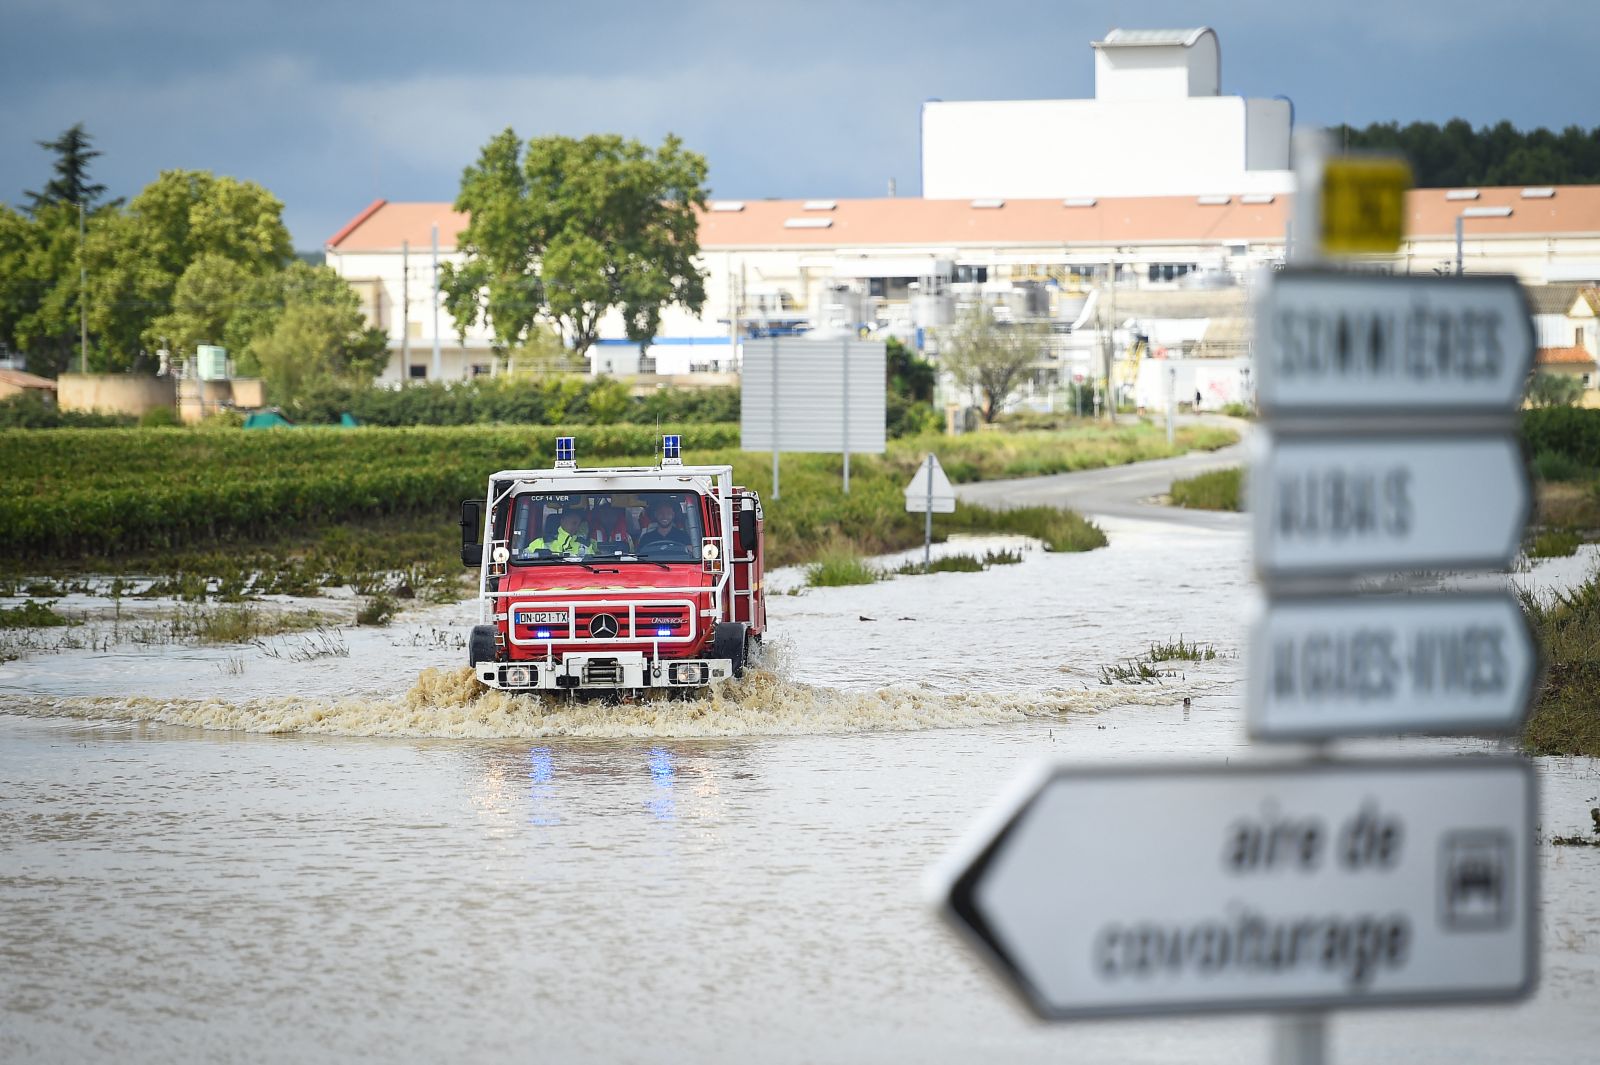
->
[{"left": 1320, "top": 156, "right": 1412, "bottom": 255}]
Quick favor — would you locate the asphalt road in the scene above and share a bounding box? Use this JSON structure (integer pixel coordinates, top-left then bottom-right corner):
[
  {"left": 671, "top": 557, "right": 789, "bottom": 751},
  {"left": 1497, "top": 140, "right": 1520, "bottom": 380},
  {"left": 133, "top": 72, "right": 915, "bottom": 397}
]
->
[{"left": 955, "top": 420, "right": 1249, "bottom": 529}]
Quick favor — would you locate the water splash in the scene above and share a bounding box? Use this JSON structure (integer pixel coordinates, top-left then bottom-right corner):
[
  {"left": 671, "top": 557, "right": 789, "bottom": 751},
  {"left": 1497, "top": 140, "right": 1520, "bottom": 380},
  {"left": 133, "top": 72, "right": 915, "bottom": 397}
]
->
[{"left": 4, "top": 660, "right": 1222, "bottom": 740}]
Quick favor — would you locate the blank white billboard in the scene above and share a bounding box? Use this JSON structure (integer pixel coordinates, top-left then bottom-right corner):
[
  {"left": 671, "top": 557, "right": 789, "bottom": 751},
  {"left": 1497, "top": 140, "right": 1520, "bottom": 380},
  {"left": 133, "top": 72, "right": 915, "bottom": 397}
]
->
[{"left": 741, "top": 338, "right": 886, "bottom": 455}]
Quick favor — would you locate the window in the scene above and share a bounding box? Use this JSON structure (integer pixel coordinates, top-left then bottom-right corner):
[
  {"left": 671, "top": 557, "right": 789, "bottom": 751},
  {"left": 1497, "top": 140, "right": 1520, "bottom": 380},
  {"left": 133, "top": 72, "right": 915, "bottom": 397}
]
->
[
  {"left": 953, "top": 265, "right": 988, "bottom": 284},
  {"left": 1147, "top": 263, "right": 1197, "bottom": 283},
  {"left": 507, "top": 491, "right": 706, "bottom": 564},
  {"left": 470, "top": 364, "right": 491, "bottom": 377},
  {"left": 1578, "top": 326, "right": 1587, "bottom": 347},
  {"left": 408, "top": 364, "right": 427, "bottom": 379}
]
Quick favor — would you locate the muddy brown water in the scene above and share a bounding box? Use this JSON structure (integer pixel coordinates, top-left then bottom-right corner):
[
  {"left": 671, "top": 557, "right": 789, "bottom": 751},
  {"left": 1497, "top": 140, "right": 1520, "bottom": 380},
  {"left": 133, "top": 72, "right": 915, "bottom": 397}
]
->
[{"left": 2, "top": 524, "right": 1597, "bottom": 1062}]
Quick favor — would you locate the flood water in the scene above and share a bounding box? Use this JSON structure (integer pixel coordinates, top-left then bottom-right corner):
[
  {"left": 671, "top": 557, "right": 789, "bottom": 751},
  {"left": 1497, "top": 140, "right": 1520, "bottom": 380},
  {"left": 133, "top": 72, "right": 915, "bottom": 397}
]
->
[{"left": 2, "top": 519, "right": 1598, "bottom": 1062}]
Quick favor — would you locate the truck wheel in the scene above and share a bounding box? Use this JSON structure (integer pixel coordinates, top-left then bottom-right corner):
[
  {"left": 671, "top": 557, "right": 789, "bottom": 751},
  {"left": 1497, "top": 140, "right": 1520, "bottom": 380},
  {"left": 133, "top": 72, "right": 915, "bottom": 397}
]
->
[
  {"left": 468, "top": 624, "right": 497, "bottom": 669},
  {"left": 713, "top": 622, "right": 749, "bottom": 679}
]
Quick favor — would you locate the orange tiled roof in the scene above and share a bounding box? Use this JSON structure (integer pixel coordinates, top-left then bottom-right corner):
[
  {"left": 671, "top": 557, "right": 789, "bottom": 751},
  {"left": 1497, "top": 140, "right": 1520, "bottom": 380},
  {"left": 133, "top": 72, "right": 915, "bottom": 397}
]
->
[
  {"left": 1537, "top": 345, "right": 1596, "bottom": 366},
  {"left": 325, "top": 186, "right": 1600, "bottom": 253},
  {"left": 0, "top": 368, "right": 56, "bottom": 389}
]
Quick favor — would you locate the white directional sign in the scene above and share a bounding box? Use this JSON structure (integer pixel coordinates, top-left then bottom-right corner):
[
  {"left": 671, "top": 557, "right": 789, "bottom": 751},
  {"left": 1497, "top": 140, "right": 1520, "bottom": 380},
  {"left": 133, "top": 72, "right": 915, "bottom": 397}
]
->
[
  {"left": 1249, "top": 593, "right": 1537, "bottom": 740},
  {"left": 932, "top": 759, "right": 1537, "bottom": 1020},
  {"left": 1252, "top": 432, "right": 1530, "bottom": 580},
  {"left": 1255, "top": 269, "right": 1535, "bottom": 416},
  {"left": 905, "top": 453, "right": 956, "bottom": 513}
]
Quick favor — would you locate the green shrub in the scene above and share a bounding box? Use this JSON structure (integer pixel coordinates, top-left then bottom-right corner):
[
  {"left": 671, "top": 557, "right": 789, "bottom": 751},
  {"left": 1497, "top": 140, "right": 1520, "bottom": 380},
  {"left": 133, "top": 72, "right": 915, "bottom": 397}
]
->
[
  {"left": 138, "top": 406, "right": 183, "bottom": 428},
  {"left": 1170, "top": 467, "right": 1243, "bottom": 511},
  {"left": 356, "top": 594, "right": 398, "bottom": 626},
  {"left": 1522, "top": 408, "right": 1600, "bottom": 468},
  {"left": 281, "top": 377, "right": 741, "bottom": 427},
  {"left": 0, "top": 600, "right": 74, "bottom": 628},
  {"left": 0, "top": 392, "right": 135, "bottom": 429},
  {"left": 1532, "top": 449, "right": 1586, "bottom": 482}
]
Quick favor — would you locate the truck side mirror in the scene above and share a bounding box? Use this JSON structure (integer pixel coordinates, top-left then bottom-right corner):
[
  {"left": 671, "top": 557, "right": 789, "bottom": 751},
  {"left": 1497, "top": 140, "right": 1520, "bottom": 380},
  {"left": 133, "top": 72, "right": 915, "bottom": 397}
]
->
[
  {"left": 736, "top": 508, "right": 756, "bottom": 550},
  {"left": 460, "top": 500, "right": 483, "bottom": 568}
]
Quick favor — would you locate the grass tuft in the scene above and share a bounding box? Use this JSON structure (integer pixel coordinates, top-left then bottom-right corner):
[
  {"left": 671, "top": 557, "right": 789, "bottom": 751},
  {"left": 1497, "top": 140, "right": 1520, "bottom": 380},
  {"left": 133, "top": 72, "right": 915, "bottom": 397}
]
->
[
  {"left": 805, "top": 547, "right": 882, "bottom": 587},
  {"left": 1147, "top": 636, "right": 1218, "bottom": 662},
  {"left": 1099, "top": 658, "right": 1168, "bottom": 684},
  {"left": 1527, "top": 528, "right": 1582, "bottom": 559},
  {"left": 1170, "top": 467, "right": 1243, "bottom": 512},
  {"left": 1521, "top": 576, "right": 1600, "bottom": 756}
]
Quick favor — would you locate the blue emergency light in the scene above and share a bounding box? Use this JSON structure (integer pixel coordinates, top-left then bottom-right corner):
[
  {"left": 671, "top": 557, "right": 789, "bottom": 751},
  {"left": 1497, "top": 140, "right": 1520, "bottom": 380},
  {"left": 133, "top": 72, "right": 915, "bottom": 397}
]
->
[
  {"left": 555, "top": 436, "right": 576, "bottom": 468},
  {"left": 662, "top": 434, "right": 682, "bottom": 465}
]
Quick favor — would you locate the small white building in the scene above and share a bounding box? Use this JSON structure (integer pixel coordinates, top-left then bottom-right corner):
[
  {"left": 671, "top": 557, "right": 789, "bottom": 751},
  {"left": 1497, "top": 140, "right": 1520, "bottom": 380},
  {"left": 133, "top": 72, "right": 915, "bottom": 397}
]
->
[{"left": 921, "top": 27, "right": 1293, "bottom": 203}]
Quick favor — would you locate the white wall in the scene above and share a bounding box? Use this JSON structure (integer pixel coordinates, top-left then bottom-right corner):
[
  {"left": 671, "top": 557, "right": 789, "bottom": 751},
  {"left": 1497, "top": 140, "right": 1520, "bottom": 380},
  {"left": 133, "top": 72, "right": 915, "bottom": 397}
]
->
[
  {"left": 1245, "top": 99, "right": 1292, "bottom": 171},
  {"left": 1093, "top": 35, "right": 1218, "bottom": 100},
  {"left": 921, "top": 96, "right": 1292, "bottom": 201}
]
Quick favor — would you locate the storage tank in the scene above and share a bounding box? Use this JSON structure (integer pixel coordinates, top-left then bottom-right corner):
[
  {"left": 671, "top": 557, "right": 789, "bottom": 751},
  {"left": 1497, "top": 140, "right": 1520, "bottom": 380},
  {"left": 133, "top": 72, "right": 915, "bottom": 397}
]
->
[{"left": 195, "top": 345, "right": 229, "bottom": 381}]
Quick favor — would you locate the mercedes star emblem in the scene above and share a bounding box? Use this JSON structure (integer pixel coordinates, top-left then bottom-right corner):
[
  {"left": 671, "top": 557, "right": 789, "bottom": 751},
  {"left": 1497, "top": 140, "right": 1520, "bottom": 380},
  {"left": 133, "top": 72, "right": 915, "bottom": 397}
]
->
[{"left": 589, "top": 613, "right": 619, "bottom": 639}]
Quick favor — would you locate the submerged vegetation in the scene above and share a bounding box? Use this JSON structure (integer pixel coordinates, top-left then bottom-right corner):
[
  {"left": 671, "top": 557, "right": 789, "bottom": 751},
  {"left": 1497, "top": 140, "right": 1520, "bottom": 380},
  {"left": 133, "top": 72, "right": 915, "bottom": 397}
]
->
[
  {"left": 1521, "top": 576, "right": 1600, "bottom": 757},
  {"left": 1099, "top": 636, "right": 1223, "bottom": 684}
]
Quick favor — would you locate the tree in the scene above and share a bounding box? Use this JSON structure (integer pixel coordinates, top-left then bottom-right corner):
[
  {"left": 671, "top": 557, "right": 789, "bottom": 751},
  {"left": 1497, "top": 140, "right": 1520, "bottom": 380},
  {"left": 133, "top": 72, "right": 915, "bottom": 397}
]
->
[
  {"left": 1526, "top": 371, "right": 1585, "bottom": 409},
  {"left": 86, "top": 170, "right": 292, "bottom": 370},
  {"left": 24, "top": 123, "right": 112, "bottom": 214},
  {"left": 1335, "top": 119, "right": 1600, "bottom": 187},
  {"left": 249, "top": 302, "right": 387, "bottom": 404},
  {"left": 939, "top": 304, "right": 1048, "bottom": 423},
  {"left": 144, "top": 253, "right": 253, "bottom": 358},
  {"left": 0, "top": 202, "right": 87, "bottom": 377},
  {"left": 886, "top": 335, "right": 935, "bottom": 402},
  {"left": 442, "top": 128, "right": 709, "bottom": 361}
]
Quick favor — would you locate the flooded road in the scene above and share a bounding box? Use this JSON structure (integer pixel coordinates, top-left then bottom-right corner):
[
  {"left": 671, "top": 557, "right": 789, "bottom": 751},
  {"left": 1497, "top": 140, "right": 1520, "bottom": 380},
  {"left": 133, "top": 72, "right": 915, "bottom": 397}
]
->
[{"left": 3, "top": 513, "right": 1598, "bottom": 1062}]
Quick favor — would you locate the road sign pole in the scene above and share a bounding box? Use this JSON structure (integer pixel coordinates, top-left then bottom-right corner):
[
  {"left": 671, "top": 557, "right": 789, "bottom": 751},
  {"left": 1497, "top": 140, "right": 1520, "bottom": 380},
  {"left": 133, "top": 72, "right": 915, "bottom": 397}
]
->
[
  {"left": 1166, "top": 363, "right": 1176, "bottom": 445},
  {"left": 1272, "top": 1013, "right": 1326, "bottom": 1065},
  {"left": 770, "top": 335, "right": 780, "bottom": 501},
  {"left": 924, "top": 453, "right": 933, "bottom": 572},
  {"left": 842, "top": 339, "right": 851, "bottom": 495}
]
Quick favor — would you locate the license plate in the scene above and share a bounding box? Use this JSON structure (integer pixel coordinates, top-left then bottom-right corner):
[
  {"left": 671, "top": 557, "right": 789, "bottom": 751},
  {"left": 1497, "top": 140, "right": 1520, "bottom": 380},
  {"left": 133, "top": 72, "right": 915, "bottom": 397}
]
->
[{"left": 515, "top": 610, "right": 568, "bottom": 626}]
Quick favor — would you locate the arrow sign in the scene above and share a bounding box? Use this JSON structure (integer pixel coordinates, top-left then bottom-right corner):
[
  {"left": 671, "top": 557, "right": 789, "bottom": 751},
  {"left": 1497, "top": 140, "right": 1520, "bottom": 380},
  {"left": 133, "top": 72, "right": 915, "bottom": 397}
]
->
[
  {"left": 905, "top": 453, "right": 956, "bottom": 513},
  {"left": 1255, "top": 269, "right": 1534, "bottom": 416},
  {"left": 1252, "top": 431, "right": 1530, "bottom": 580},
  {"left": 931, "top": 758, "right": 1537, "bottom": 1020},
  {"left": 1248, "top": 593, "right": 1538, "bottom": 740}
]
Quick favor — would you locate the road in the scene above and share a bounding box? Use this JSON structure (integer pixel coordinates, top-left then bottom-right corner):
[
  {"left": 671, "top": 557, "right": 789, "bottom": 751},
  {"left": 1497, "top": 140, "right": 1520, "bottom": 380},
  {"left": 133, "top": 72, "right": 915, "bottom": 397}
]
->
[{"left": 956, "top": 421, "right": 1249, "bottom": 528}]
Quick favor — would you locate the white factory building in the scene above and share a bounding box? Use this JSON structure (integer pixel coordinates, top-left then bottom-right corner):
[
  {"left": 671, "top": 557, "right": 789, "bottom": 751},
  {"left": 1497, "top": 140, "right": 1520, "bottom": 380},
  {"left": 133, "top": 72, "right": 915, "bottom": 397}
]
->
[
  {"left": 921, "top": 27, "right": 1293, "bottom": 203},
  {"left": 324, "top": 26, "right": 1600, "bottom": 402}
]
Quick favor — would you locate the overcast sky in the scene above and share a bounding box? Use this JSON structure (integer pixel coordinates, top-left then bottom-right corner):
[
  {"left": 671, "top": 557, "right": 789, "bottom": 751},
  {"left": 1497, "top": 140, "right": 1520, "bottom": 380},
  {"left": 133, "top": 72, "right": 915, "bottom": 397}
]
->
[{"left": 4, "top": 0, "right": 1595, "bottom": 248}]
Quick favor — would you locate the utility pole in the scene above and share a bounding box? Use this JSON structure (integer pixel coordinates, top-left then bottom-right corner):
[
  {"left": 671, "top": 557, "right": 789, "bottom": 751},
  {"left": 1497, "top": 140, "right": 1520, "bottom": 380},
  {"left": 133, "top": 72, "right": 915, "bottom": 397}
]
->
[
  {"left": 78, "top": 201, "right": 88, "bottom": 374},
  {"left": 430, "top": 224, "right": 442, "bottom": 380},
  {"left": 401, "top": 240, "right": 410, "bottom": 375}
]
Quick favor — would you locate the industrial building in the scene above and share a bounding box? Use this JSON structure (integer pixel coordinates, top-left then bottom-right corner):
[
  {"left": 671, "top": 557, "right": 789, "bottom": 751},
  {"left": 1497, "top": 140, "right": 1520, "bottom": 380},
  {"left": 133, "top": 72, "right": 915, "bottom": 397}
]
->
[{"left": 325, "top": 26, "right": 1600, "bottom": 409}]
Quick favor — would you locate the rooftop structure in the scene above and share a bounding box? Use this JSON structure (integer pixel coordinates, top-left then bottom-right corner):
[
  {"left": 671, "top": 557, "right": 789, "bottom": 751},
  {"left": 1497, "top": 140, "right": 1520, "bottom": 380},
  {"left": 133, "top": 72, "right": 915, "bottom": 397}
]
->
[{"left": 921, "top": 26, "right": 1291, "bottom": 202}]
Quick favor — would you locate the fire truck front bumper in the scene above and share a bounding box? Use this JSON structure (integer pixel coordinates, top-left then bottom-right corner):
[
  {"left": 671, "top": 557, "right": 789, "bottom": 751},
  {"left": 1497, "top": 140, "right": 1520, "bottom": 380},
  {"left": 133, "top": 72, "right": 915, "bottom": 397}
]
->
[{"left": 477, "top": 652, "right": 735, "bottom": 691}]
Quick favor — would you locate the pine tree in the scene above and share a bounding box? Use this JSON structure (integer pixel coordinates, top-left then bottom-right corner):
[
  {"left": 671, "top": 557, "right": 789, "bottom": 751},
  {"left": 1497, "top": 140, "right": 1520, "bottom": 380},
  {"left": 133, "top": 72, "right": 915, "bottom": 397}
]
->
[{"left": 24, "top": 123, "right": 111, "bottom": 214}]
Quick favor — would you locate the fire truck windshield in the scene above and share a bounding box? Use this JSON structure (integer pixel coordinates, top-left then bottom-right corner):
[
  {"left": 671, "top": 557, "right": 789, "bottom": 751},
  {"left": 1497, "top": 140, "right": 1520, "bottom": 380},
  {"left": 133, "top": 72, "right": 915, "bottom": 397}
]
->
[{"left": 509, "top": 491, "right": 706, "bottom": 563}]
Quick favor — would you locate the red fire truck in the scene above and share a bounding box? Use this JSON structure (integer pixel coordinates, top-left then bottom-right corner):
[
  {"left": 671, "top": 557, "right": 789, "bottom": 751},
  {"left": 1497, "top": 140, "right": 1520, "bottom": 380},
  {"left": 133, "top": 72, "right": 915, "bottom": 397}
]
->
[{"left": 459, "top": 435, "right": 766, "bottom": 692}]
